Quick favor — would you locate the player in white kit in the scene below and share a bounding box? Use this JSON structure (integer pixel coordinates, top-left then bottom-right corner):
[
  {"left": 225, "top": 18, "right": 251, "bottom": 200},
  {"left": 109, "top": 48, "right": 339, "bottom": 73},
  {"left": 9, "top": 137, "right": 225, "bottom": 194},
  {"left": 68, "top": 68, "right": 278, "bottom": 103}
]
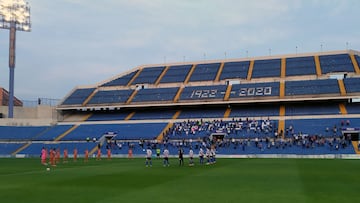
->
[
  {"left": 163, "top": 148, "right": 170, "bottom": 167},
  {"left": 189, "top": 148, "right": 194, "bottom": 166},
  {"left": 145, "top": 148, "right": 152, "bottom": 167}
]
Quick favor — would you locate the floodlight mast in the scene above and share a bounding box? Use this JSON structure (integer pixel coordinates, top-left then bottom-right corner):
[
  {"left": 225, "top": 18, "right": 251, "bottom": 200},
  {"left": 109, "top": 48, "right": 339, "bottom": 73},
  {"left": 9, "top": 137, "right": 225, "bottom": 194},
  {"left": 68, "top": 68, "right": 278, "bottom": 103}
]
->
[{"left": 0, "top": 0, "right": 31, "bottom": 118}]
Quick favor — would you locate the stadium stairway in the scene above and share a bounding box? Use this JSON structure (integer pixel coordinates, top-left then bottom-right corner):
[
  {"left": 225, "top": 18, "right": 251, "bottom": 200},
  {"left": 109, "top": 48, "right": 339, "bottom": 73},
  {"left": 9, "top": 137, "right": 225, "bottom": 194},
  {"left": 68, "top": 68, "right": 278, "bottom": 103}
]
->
[
  {"left": 155, "top": 66, "right": 169, "bottom": 85},
  {"left": 55, "top": 113, "right": 92, "bottom": 141},
  {"left": 337, "top": 79, "right": 347, "bottom": 96},
  {"left": 223, "top": 84, "right": 232, "bottom": 101},
  {"left": 184, "top": 64, "right": 197, "bottom": 84},
  {"left": 89, "top": 144, "right": 101, "bottom": 156},
  {"left": 281, "top": 58, "right": 286, "bottom": 78},
  {"left": 126, "top": 89, "right": 138, "bottom": 104},
  {"left": 339, "top": 103, "right": 348, "bottom": 115},
  {"left": 246, "top": 60, "right": 254, "bottom": 80},
  {"left": 54, "top": 125, "right": 80, "bottom": 141},
  {"left": 278, "top": 105, "right": 285, "bottom": 138},
  {"left": 279, "top": 81, "right": 285, "bottom": 98},
  {"left": 125, "top": 111, "right": 136, "bottom": 120},
  {"left": 11, "top": 143, "right": 31, "bottom": 156},
  {"left": 351, "top": 141, "right": 360, "bottom": 154},
  {"left": 82, "top": 89, "right": 98, "bottom": 106},
  {"left": 215, "top": 62, "right": 225, "bottom": 82},
  {"left": 11, "top": 125, "right": 68, "bottom": 156},
  {"left": 223, "top": 107, "right": 231, "bottom": 118},
  {"left": 350, "top": 54, "right": 360, "bottom": 74},
  {"left": 156, "top": 110, "right": 181, "bottom": 142},
  {"left": 127, "top": 67, "right": 143, "bottom": 86},
  {"left": 314, "top": 55, "right": 322, "bottom": 76},
  {"left": 173, "top": 87, "right": 184, "bottom": 103}
]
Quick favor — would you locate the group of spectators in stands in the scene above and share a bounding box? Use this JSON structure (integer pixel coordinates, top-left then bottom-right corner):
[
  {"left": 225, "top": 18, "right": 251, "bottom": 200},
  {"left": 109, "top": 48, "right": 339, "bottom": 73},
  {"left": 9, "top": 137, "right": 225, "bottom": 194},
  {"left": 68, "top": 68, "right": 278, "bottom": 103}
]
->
[
  {"left": 163, "top": 118, "right": 277, "bottom": 140},
  {"left": 105, "top": 119, "right": 355, "bottom": 155}
]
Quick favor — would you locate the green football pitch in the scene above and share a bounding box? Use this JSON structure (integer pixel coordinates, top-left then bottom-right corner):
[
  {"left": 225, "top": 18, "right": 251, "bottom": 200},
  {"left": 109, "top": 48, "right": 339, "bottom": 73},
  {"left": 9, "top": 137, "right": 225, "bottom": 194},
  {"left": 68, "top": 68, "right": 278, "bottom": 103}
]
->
[{"left": 0, "top": 158, "right": 359, "bottom": 203}]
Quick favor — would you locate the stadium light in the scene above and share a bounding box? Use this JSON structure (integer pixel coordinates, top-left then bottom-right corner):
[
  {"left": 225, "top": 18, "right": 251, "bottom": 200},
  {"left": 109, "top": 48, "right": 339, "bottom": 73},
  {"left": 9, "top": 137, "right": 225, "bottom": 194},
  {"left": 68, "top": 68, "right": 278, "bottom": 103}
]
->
[{"left": 0, "top": 0, "right": 31, "bottom": 118}]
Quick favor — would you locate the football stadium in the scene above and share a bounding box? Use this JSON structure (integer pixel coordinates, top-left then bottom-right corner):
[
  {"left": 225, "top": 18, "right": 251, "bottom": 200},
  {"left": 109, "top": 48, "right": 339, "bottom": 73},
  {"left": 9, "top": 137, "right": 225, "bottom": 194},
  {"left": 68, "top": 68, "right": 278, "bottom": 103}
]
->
[{"left": 1, "top": 1, "right": 360, "bottom": 203}]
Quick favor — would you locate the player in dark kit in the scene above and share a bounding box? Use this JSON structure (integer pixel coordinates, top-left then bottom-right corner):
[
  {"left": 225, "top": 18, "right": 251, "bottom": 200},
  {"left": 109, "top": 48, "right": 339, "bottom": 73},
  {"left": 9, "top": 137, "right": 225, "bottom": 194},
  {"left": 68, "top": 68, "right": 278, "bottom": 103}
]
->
[{"left": 178, "top": 147, "right": 184, "bottom": 166}]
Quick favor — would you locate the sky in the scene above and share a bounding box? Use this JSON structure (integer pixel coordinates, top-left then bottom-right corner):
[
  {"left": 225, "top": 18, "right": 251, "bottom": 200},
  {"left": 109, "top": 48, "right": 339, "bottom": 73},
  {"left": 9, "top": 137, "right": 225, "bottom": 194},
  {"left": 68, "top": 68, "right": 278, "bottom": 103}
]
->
[{"left": 0, "top": 0, "right": 359, "bottom": 102}]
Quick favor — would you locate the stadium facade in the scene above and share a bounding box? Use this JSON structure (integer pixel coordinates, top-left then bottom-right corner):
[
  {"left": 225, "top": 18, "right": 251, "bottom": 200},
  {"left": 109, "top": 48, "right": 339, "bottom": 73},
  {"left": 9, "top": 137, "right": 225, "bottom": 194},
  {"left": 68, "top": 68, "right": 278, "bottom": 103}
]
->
[{"left": 1, "top": 49, "right": 360, "bottom": 157}]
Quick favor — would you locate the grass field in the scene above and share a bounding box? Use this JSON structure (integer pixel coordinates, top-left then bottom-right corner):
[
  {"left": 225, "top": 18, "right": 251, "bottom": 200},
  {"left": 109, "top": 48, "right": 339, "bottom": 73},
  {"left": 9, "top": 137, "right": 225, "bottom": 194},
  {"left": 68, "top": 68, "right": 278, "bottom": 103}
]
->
[{"left": 0, "top": 158, "right": 359, "bottom": 203}]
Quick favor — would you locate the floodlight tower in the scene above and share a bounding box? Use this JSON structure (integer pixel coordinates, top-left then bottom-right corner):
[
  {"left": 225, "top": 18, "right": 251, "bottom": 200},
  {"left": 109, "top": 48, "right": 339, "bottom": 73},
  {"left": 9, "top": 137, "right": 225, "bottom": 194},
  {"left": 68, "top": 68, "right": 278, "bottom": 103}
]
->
[{"left": 0, "top": 0, "right": 31, "bottom": 118}]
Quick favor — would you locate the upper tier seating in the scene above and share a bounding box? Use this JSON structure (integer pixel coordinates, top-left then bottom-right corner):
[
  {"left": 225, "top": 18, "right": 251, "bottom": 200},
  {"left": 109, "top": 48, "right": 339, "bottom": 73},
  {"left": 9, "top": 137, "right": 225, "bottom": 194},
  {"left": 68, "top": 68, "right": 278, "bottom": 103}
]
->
[
  {"left": 285, "top": 79, "right": 339, "bottom": 96},
  {"left": 88, "top": 89, "right": 134, "bottom": 104},
  {"left": 319, "top": 54, "right": 354, "bottom": 74},
  {"left": 356, "top": 55, "right": 360, "bottom": 67},
  {"left": 179, "top": 85, "right": 227, "bottom": 101},
  {"left": 229, "top": 82, "right": 280, "bottom": 99},
  {"left": 220, "top": 61, "right": 250, "bottom": 80},
  {"left": 62, "top": 88, "right": 95, "bottom": 105},
  {"left": 343, "top": 77, "right": 360, "bottom": 93},
  {"left": 101, "top": 71, "right": 138, "bottom": 87},
  {"left": 131, "top": 66, "right": 165, "bottom": 85},
  {"left": 189, "top": 63, "right": 220, "bottom": 82},
  {"left": 160, "top": 65, "right": 192, "bottom": 83},
  {"left": 252, "top": 59, "right": 281, "bottom": 78},
  {"left": 286, "top": 56, "right": 316, "bottom": 76},
  {"left": 132, "top": 87, "right": 179, "bottom": 103}
]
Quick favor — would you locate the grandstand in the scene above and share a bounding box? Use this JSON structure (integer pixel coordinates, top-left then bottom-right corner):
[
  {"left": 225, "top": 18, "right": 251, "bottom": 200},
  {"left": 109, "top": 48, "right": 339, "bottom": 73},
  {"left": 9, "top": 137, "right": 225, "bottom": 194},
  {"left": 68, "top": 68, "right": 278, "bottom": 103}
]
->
[{"left": 1, "top": 49, "right": 360, "bottom": 157}]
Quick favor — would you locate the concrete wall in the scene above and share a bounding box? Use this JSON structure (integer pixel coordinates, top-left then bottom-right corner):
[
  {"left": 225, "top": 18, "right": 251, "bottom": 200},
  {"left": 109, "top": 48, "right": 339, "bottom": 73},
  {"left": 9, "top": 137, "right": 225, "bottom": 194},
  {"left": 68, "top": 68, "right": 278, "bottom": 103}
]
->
[{"left": 0, "top": 105, "right": 57, "bottom": 126}]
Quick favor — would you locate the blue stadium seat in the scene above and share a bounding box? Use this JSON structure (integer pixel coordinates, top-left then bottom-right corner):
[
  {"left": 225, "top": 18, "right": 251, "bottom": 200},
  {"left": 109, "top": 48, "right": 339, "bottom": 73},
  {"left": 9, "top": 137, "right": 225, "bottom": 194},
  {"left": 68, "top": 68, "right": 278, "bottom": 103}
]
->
[
  {"left": 62, "top": 123, "right": 167, "bottom": 140},
  {"left": 0, "top": 126, "right": 49, "bottom": 140},
  {"left": 130, "top": 109, "right": 177, "bottom": 120},
  {"left": 284, "top": 118, "right": 360, "bottom": 137},
  {"left": 101, "top": 71, "right": 138, "bottom": 87},
  {"left": 285, "top": 79, "right": 339, "bottom": 96},
  {"left": 286, "top": 56, "right": 316, "bottom": 76},
  {"left": 21, "top": 142, "right": 97, "bottom": 156},
  {"left": 285, "top": 103, "right": 340, "bottom": 116},
  {"left": 343, "top": 78, "right": 360, "bottom": 93},
  {"left": 62, "top": 88, "right": 95, "bottom": 105},
  {"left": 356, "top": 55, "right": 360, "bottom": 68},
  {"left": 252, "top": 59, "right": 281, "bottom": 78},
  {"left": 160, "top": 65, "right": 192, "bottom": 83},
  {"left": 132, "top": 87, "right": 179, "bottom": 102},
  {"left": 131, "top": 66, "right": 165, "bottom": 85},
  {"left": 346, "top": 102, "right": 360, "bottom": 114},
  {"left": 319, "top": 54, "right": 354, "bottom": 74},
  {"left": 36, "top": 125, "right": 74, "bottom": 141},
  {"left": 88, "top": 89, "right": 134, "bottom": 104},
  {"left": 189, "top": 63, "right": 220, "bottom": 82},
  {"left": 87, "top": 112, "right": 130, "bottom": 121},
  {"left": 177, "top": 108, "right": 226, "bottom": 119},
  {"left": 229, "top": 104, "right": 280, "bottom": 117},
  {"left": 0, "top": 143, "right": 23, "bottom": 155},
  {"left": 220, "top": 61, "right": 250, "bottom": 80}
]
